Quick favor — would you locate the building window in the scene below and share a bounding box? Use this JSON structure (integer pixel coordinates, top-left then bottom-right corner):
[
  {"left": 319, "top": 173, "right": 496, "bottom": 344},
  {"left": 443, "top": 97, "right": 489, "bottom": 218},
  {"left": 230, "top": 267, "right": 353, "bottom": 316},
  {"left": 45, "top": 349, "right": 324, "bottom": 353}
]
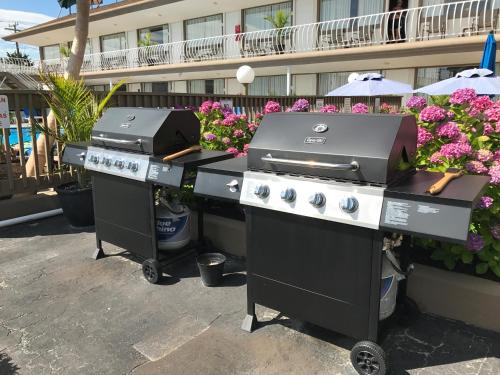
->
[
  {"left": 243, "top": 2, "right": 293, "bottom": 32},
  {"left": 185, "top": 14, "right": 223, "bottom": 40},
  {"left": 42, "top": 44, "right": 61, "bottom": 60},
  {"left": 68, "top": 39, "right": 93, "bottom": 55},
  {"left": 249, "top": 75, "right": 286, "bottom": 96},
  {"left": 415, "top": 65, "right": 477, "bottom": 88},
  {"left": 138, "top": 24, "right": 169, "bottom": 46},
  {"left": 318, "top": 70, "right": 377, "bottom": 95},
  {"left": 319, "top": 0, "right": 384, "bottom": 21},
  {"left": 188, "top": 79, "right": 224, "bottom": 94},
  {"left": 100, "top": 32, "right": 127, "bottom": 52}
]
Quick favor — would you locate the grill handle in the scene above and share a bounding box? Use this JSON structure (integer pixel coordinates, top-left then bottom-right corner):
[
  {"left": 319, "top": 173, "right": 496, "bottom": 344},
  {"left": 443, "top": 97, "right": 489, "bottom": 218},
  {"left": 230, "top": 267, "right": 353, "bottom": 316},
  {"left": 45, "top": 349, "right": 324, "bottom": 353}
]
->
[
  {"left": 92, "top": 134, "right": 142, "bottom": 146},
  {"left": 261, "top": 154, "right": 359, "bottom": 171}
]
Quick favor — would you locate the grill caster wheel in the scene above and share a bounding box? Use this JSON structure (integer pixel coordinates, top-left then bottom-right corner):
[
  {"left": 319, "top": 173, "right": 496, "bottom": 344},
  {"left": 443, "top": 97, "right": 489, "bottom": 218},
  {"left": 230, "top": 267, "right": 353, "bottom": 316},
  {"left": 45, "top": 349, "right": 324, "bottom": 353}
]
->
[
  {"left": 142, "top": 259, "right": 162, "bottom": 284},
  {"left": 351, "top": 341, "right": 387, "bottom": 375}
]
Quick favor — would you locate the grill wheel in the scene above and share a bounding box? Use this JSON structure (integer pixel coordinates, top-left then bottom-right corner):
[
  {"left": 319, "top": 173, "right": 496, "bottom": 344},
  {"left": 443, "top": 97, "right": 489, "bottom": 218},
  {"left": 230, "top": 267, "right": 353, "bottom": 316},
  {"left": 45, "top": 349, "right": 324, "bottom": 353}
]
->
[
  {"left": 350, "top": 341, "right": 386, "bottom": 375},
  {"left": 142, "top": 259, "right": 162, "bottom": 284}
]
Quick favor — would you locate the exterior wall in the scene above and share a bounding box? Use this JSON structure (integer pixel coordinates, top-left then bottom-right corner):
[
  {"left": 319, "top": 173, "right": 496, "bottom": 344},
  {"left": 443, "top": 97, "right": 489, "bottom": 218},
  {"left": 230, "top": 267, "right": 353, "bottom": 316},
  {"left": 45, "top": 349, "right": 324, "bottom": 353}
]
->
[
  {"left": 171, "top": 80, "right": 187, "bottom": 93},
  {"left": 293, "top": 74, "right": 317, "bottom": 95},
  {"left": 382, "top": 68, "right": 416, "bottom": 103},
  {"left": 227, "top": 78, "right": 244, "bottom": 95},
  {"left": 293, "top": 0, "right": 318, "bottom": 51}
]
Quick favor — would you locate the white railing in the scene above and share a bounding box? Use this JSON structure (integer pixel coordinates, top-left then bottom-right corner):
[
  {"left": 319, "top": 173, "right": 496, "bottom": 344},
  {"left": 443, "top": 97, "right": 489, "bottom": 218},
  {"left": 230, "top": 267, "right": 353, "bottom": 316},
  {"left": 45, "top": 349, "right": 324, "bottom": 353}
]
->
[{"left": 1, "top": 0, "right": 499, "bottom": 76}]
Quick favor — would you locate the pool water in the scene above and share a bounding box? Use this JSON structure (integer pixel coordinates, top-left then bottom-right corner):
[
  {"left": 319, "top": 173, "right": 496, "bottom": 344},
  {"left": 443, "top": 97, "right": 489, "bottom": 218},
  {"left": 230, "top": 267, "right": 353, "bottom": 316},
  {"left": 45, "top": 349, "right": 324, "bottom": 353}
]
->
[{"left": 1, "top": 126, "right": 40, "bottom": 156}]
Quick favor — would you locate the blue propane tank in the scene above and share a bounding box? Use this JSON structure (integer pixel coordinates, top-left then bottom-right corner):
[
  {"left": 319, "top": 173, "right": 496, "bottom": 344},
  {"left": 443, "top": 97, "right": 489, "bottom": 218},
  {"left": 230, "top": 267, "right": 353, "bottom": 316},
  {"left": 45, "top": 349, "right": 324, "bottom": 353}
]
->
[{"left": 155, "top": 199, "right": 191, "bottom": 251}]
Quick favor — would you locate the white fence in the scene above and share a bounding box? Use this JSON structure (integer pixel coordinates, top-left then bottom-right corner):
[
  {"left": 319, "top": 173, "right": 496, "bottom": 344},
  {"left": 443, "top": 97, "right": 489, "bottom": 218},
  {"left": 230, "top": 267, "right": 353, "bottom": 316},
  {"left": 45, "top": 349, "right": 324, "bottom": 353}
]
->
[{"left": 1, "top": 0, "right": 499, "bottom": 75}]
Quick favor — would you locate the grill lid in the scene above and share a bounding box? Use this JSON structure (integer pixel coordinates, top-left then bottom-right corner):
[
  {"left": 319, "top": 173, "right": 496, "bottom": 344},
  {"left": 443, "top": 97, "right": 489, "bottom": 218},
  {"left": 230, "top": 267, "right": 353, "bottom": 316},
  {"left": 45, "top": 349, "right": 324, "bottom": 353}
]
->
[
  {"left": 92, "top": 107, "right": 200, "bottom": 155},
  {"left": 248, "top": 113, "right": 417, "bottom": 185}
]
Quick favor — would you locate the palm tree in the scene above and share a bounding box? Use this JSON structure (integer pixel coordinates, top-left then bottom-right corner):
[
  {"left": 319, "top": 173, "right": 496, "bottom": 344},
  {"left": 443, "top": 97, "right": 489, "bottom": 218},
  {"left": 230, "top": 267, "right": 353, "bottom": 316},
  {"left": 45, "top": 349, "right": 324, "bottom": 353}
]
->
[
  {"left": 25, "top": 0, "right": 90, "bottom": 177},
  {"left": 264, "top": 10, "right": 291, "bottom": 54},
  {"left": 38, "top": 74, "right": 124, "bottom": 187}
]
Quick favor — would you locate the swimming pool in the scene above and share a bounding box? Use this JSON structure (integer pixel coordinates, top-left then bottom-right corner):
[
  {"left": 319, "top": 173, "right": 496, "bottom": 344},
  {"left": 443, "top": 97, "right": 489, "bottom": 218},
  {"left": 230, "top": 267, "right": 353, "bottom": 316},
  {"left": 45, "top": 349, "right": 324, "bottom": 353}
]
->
[{"left": 1, "top": 126, "right": 40, "bottom": 156}]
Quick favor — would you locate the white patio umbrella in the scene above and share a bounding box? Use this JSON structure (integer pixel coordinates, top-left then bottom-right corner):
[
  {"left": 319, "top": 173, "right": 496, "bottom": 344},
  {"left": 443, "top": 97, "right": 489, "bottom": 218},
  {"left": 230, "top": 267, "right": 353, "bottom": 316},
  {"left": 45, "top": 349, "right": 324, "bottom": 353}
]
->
[
  {"left": 414, "top": 68, "right": 500, "bottom": 95},
  {"left": 326, "top": 72, "right": 413, "bottom": 96}
]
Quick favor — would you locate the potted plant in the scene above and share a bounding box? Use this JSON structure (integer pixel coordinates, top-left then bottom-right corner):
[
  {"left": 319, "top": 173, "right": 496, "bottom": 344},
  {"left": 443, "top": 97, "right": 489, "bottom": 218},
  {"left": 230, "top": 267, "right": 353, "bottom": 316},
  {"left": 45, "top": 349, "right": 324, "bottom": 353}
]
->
[
  {"left": 138, "top": 32, "right": 158, "bottom": 66},
  {"left": 38, "top": 73, "right": 123, "bottom": 227},
  {"left": 264, "top": 10, "right": 291, "bottom": 54}
]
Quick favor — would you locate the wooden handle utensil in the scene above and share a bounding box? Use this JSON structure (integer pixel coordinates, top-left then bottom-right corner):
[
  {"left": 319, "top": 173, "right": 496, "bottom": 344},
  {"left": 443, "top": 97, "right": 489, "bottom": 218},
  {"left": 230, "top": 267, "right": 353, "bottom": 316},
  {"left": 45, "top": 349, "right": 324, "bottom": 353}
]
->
[
  {"left": 426, "top": 168, "right": 463, "bottom": 195},
  {"left": 163, "top": 145, "right": 202, "bottom": 162}
]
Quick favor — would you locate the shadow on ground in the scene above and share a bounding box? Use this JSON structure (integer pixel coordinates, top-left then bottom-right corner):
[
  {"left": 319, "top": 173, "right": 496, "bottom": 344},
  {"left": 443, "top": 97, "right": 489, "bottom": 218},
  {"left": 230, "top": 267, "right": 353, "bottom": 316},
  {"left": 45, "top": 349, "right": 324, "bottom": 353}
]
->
[
  {"left": 0, "top": 215, "right": 94, "bottom": 238},
  {"left": 0, "top": 352, "right": 20, "bottom": 375}
]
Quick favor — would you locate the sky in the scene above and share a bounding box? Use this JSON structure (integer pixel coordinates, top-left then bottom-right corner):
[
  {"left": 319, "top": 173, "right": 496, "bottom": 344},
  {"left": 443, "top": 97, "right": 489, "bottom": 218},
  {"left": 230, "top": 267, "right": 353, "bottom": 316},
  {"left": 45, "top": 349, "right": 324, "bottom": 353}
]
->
[{"left": 0, "top": 0, "right": 118, "bottom": 59}]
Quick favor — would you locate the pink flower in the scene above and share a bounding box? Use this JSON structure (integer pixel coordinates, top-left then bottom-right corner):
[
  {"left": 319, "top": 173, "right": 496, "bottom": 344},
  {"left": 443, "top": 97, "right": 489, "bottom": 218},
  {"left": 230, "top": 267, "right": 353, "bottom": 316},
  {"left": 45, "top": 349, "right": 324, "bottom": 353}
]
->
[
  {"left": 290, "top": 99, "right": 310, "bottom": 112},
  {"left": 212, "top": 102, "right": 221, "bottom": 110},
  {"left": 222, "top": 114, "right": 239, "bottom": 127},
  {"left": 247, "top": 122, "right": 259, "bottom": 133},
  {"left": 439, "top": 142, "right": 472, "bottom": 159},
  {"left": 466, "top": 233, "right": 484, "bottom": 252},
  {"left": 233, "top": 129, "right": 244, "bottom": 138},
  {"left": 417, "top": 127, "right": 433, "bottom": 147},
  {"left": 455, "top": 132, "right": 469, "bottom": 144},
  {"left": 380, "top": 102, "right": 393, "bottom": 113},
  {"left": 255, "top": 112, "right": 263, "bottom": 119},
  {"left": 213, "top": 119, "right": 223, "bottom": 126},
  {"left": 243, "top": 143, "right": 250, "bottom": 152},
  {"left": 469, "top": 96, "right": 493, "bottom": 112},
  {"left": 476, "top": 149, "right": 493, "bottom": 162},
  {"left": 489, "top": 164, "right": 500, "bottom": 184},
  {"left": 496, "top": 122, "right": 500, "bottom": 133},
  {"left": 491, "top": 225, "right": 500, "bottom": 240},
  {"left": 319, "top": 104, "right": 339, "bottom": 113},
  {"left": 493, "top": 150, "right": 500, "bottom": 162},
  {"left": 484, "top": 102, "right": 500, "bottom": 122},
  {"left": 236, "top": 152, "right": 247, "bottom": 158},
  {"left": 226, "top": 147, "right": 239, "bottom": 156},
  {"left": 436, "top": 122, "right": 460, "bottom": 139},
  {"left": 199, "top": 100, "right": 213, "bottom": 115},
  {"left": 203, "top": 132, "right": 216, "bottom": 142},
  {"left": 476, "top": 196, "right": 494, "bottom": 209},
  {"left": 449, "top": 88, "right": 477, "bottom": 105},
  {"left": 240, "top": 114, "right": 248, "bottom": 121},
  {"left": 483, "top": 123, "right": 494, "bottom": 135},
  {"left": 430, "top": 152, "right": 444, "bottom": 164},
  {"left": 466, "top": 161, "right": 488, "bottom": 174},
  {"left": 419, "top": 105, "right": 446, "bottom": 122},
  {"left": 221, "top": 137, "right": 231, "bottom": 145},
  {"left": 352, "top": 103, "right": 369, "bottom": 114},
  {"left": 406, "top": 96, "right": 427, "bottom": 110},
  {"left": 263, "top": 100, "right": 281, "bottom": 114},
  {"left": 446, "top": 111, "right": 455, "bottom": 119}
]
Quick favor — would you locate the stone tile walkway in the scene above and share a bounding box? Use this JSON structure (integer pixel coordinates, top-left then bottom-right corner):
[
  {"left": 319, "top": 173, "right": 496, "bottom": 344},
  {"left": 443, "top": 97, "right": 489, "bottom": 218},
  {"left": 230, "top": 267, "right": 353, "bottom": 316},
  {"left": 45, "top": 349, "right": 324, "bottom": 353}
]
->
[{"left": 0, "top": 216, "right": 499, "bottom": 374}]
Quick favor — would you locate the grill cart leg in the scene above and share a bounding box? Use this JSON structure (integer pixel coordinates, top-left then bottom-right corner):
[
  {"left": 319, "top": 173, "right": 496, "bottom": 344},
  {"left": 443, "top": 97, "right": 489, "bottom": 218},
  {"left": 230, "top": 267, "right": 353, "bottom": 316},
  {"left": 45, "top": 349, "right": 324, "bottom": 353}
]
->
[
  {"left": 350, "top": 341, "right": 387, "bottom": 375},
  {"left": 92, "top": 238, "right": 105, "bottom": 260},
  {"left": 241, "top": 299, "right": 257, "bottom": 333}
]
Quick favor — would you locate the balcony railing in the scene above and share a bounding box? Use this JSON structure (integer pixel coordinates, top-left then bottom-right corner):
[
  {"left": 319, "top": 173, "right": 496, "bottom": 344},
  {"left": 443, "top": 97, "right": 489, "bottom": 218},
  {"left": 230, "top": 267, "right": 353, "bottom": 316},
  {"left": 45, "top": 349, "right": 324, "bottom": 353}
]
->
[{"left": 1, "top": 0, "right": 499, "bottom": 76}]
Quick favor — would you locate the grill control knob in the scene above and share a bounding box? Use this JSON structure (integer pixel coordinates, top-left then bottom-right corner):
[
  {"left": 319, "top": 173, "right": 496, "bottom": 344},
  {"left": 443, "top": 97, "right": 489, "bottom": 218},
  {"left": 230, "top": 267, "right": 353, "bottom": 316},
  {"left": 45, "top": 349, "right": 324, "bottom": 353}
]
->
[
  {"left": 128, "top": 162, "right": 139, "bottom": 172},
  {"left": 280, "top": 188, "right": 296, "bottom": 203},
  {"left": 254, "top": 184, "right": 270, "bottom": 199},
  {"left": 102, "top": 157, "right": 112, "bottom": 167},
  {"left": 309, "top": 193, "right": 326, "bottom": 208},
  {"left": 114, "top": 160, "right": 124, "bottom": 169},
  {"left": 90, "top": 155, "right": 99, "bottom": 164},
  {"left": 339, "top": 196, "right": 359, "bottom": 213}
]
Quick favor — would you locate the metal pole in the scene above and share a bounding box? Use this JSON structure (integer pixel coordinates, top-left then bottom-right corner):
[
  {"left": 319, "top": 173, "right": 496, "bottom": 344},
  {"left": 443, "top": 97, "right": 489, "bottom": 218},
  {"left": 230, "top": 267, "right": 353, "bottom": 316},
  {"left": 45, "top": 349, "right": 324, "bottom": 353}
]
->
[
  {"left": 243, "top": 83, "right": 249, "bottom": 96},
  {"left": 286, "top": 66, "right": 291, "bottom": 96}
]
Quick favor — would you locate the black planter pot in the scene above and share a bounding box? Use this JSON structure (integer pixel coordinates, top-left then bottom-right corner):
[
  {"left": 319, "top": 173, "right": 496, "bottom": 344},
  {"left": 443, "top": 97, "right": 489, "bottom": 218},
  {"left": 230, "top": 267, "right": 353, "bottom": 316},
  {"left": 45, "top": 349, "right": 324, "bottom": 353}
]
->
[
  {"left": 196, "top": 253, "right": 226, "bottom": 287},
  {"left": 55, "top": 182, "right": 94, "bottom": 227}
]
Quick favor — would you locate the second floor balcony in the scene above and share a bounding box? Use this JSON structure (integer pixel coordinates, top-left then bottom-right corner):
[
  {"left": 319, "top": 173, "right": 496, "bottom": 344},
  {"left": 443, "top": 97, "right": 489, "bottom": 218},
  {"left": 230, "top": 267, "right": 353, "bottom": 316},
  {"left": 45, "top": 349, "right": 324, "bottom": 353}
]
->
[{"left": 2, "top": 0, "right": 500, "bottom": 77}]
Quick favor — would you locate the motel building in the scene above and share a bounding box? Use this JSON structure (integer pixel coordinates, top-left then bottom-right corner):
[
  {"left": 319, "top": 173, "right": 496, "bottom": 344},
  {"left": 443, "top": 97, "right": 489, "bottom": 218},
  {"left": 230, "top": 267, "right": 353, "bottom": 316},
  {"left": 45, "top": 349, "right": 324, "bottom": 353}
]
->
[{"left": 2, "top": 0, "right": 500, "bottom": 98}]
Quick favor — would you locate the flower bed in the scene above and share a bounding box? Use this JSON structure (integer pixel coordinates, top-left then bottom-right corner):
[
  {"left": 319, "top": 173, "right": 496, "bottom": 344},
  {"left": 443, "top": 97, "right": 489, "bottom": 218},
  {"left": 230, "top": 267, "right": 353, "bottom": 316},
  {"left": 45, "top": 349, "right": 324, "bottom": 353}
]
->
[{"left": 405, "top": 90, "right": 499, "bottom": 278}]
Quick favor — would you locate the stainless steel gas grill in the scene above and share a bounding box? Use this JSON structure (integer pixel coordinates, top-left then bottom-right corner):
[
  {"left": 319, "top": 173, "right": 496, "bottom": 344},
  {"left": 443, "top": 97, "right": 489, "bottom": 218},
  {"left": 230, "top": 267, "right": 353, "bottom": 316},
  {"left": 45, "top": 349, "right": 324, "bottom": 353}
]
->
[
  {"left": 194, "top": 112, "right": 489, "bottom": 375},
  {"left": 62, "top": 107, "right": 233, "bottom": 283}
]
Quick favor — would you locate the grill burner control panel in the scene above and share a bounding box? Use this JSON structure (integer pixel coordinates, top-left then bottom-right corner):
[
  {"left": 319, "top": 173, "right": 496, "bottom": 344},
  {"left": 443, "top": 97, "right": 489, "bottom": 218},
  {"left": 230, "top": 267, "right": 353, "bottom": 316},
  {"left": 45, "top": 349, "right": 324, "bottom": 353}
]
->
[
  {"left": 84, "top": 146, "right": 150, "bottom": 181},
  {"left": 240, "top": 171, "right": 384, "bottom": 230}
]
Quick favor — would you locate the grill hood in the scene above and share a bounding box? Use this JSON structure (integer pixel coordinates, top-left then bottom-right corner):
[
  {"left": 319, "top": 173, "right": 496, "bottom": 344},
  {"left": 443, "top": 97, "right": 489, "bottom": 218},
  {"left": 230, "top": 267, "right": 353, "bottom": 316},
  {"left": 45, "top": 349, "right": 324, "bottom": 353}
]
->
[
  {"left": 248, "top": 113, "right": 417, "bottom": 185},
  {"left": 92, "top": 107, "right": 200, "bottom": 155}
]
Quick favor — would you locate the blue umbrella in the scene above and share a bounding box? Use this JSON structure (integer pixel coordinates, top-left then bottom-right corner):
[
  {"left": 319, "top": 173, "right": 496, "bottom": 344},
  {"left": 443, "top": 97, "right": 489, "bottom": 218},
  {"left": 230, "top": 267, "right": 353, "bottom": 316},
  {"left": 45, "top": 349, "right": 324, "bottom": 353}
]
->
[
  {"left": 326, "top": 73, "right": 413, "bottom": 96},
  {"left": 414, "top": 68, "right": 500, "bottom": 95},
  {"left": 480, "top": 32, "right": 496, "bottom": 73}
]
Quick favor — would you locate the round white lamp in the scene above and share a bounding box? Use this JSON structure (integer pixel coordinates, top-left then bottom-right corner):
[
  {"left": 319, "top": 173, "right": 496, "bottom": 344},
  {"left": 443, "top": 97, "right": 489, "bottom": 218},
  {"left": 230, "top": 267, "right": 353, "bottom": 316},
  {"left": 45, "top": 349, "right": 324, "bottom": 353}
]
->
[{"left": 236, "top": 65, "right": 255, "bottom": 95}]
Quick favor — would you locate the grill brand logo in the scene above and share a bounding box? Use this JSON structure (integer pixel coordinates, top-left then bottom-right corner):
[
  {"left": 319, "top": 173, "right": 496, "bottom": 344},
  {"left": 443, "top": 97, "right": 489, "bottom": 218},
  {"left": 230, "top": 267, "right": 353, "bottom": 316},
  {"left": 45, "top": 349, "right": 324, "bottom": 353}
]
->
[
  {"left": 304, "top": 136, "right": 326, "bottom": 144},
  {"left": 120, "top": 122, "right": 131, "bottom": 128},
  {"left": 312, "top": 123, "right": 328, "bottom": 133}
]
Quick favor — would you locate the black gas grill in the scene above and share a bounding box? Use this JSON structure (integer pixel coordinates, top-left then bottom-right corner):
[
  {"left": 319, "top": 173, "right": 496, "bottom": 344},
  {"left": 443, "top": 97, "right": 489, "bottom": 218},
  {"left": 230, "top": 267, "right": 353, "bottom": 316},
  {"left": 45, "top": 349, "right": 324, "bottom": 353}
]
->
[
  {"left": 194, "top": 112, "right": 489, "bottom": 375},
  {"left": 63, "top": 108, "right": 232, "bottom": 283}
]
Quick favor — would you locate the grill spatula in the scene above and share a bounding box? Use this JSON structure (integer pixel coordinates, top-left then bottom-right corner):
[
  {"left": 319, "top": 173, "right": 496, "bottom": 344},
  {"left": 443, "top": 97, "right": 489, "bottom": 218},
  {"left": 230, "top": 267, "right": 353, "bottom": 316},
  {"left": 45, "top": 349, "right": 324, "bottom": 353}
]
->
[{"left": 426, "top": 168, "right": 463, "bottom": 195}]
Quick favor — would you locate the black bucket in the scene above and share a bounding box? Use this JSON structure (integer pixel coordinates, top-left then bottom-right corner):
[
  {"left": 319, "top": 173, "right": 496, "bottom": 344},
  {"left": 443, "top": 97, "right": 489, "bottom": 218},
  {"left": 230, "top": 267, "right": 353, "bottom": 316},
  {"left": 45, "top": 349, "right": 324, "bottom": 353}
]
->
[
  {"left": 55, "top": 182, "right": 94, "bottom": 227},
  {"left": 196, "top": 253, "right": 226, "bottom": 287}
]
